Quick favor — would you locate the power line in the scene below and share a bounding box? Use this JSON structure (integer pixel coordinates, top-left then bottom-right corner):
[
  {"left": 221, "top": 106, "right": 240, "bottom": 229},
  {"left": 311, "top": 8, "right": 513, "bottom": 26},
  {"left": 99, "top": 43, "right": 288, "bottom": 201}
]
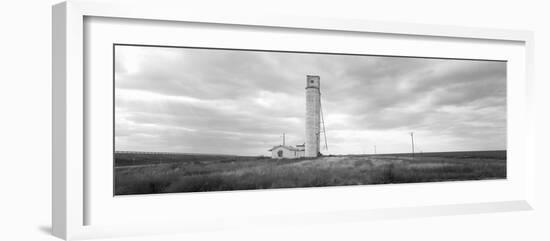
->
[{"left": 320, "top": 93, "right": 328, "bottom": 151}]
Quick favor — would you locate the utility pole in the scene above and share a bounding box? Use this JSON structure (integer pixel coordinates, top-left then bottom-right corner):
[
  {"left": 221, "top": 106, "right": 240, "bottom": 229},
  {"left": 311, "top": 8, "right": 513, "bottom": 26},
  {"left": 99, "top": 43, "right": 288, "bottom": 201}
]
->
[
  {"left": 410, "top": 132, "right": 415, "bottom": 158},
  {"left": 282, "top": 133, "right": 285, "bottom": 146},
  {"left": 374, "top": 145, "right": 377, "bottom": 155}
]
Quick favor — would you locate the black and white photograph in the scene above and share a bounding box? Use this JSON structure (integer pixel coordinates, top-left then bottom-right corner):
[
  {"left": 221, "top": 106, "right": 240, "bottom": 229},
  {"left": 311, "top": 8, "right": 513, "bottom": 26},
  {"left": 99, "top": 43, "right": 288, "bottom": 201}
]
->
[
  {"left": 3, "top": 0, "right": 549, "bottom": 240},
  {"left": 114, "top": 44, "right": 507, "bottom": 195}
]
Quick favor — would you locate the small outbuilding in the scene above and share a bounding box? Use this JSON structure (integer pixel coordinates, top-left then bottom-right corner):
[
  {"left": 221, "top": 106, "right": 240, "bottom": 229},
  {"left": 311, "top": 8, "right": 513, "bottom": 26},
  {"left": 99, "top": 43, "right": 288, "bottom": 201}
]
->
[{"left": 268, "top": 144, "right": 305, "bottom": 159}]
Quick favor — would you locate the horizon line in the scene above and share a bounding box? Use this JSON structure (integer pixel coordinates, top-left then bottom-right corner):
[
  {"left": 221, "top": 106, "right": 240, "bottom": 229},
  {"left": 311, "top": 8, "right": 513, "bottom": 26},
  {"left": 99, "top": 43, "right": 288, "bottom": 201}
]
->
[{"left": 114, "top": 149, "right": 507, "bottom": 156}]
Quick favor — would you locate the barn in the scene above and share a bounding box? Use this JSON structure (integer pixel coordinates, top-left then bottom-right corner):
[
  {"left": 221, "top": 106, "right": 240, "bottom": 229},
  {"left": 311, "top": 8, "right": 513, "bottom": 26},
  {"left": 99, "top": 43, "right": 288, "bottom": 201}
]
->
[{"left": 268, "top": 144, "right": 305, "bottom": 159}]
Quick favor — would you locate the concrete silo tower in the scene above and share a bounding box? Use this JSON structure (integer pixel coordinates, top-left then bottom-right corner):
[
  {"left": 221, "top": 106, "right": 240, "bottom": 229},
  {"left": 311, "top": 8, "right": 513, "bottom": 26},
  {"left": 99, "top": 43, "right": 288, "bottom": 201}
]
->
[{"left": 305, "top": 75, "right": 321, "bottom": 157}]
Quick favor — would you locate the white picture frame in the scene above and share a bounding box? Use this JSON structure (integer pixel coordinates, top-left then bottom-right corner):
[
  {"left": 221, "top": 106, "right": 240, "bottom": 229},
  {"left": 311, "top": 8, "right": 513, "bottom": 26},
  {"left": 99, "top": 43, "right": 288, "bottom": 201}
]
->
[{"left": 52, "top": 0, "right": 535, "bottom": 240}]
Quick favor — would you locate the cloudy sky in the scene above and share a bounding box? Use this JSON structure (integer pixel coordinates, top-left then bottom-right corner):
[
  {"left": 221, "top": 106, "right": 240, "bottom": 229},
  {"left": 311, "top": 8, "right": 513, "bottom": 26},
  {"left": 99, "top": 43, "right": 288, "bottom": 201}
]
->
[{"left": 114, "top": 45, "right": 506, "bottom": 155}]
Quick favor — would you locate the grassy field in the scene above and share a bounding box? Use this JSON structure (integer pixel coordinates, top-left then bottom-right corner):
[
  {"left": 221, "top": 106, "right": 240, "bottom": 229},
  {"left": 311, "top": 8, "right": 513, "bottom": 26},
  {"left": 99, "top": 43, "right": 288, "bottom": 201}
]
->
[{"left": 114, "top": 150, "right": 506, "bottom": 195}]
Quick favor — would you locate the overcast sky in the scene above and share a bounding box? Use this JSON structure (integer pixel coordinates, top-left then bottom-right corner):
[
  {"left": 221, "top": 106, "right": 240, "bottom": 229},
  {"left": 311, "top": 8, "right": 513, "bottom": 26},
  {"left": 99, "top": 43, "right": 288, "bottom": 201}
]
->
[{"left": 114, "top": 45, "right": 506, "bottom": 155}]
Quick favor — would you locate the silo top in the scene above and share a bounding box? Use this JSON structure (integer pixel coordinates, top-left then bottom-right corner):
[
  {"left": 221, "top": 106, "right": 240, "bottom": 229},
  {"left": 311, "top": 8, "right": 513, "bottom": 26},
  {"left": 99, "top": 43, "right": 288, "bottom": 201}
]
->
[{"left": 306, "top": 75, "right": 320, "bottom": 89}]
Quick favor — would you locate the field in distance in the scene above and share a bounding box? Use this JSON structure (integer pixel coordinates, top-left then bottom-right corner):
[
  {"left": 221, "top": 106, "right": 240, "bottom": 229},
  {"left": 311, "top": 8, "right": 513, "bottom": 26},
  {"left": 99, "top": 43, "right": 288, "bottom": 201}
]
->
[{"left": 114, "top": 150, "right": 506, "bottom": 195}]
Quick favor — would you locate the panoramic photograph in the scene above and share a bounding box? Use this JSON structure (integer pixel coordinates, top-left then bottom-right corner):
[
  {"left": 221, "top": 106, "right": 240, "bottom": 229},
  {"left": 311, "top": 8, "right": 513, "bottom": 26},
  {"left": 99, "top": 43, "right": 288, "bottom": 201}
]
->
[{"left": 113, "top": 44, "right": 507, "bottom": 195}]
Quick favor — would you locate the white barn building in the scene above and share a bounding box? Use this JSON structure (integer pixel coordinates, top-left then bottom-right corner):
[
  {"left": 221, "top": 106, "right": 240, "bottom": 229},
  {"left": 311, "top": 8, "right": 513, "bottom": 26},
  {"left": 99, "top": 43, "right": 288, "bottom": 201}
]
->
[{"left": 268, "top": 144, "right": 305, "bottom": 159}]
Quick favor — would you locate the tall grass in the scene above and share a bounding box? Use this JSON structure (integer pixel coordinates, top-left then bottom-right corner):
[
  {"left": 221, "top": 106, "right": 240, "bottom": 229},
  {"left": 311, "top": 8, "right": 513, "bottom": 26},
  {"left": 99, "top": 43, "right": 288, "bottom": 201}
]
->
[{"left": 114, "top": 151, "right": 506, "bottom": 195}]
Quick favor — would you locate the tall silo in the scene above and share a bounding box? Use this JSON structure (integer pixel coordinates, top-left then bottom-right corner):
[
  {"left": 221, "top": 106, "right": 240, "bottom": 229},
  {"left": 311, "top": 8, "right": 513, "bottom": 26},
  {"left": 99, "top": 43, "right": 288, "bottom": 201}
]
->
[{"left": 305, "top": 75, "right": 321, "bottom": 157}]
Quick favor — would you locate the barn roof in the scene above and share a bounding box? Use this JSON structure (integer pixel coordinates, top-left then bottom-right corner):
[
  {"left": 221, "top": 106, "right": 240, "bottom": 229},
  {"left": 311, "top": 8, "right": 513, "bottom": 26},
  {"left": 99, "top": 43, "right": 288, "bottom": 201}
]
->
[{"left": 268, "top": 145, "right": 302, "bottom": 151}]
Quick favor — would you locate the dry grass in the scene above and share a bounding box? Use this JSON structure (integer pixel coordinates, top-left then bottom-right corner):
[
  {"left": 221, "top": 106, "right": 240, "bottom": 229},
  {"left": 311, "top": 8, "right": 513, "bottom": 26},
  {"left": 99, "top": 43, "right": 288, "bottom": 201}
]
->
[{"left": 114, "top": 151, "right": 506, "bottom": 195}]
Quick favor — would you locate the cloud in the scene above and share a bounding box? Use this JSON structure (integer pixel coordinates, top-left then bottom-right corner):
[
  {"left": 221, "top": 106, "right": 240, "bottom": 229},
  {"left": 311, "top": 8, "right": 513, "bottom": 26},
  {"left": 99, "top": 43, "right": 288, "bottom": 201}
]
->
[{"left": 115, "top": 45, "right": 506, "bottom": 155}]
